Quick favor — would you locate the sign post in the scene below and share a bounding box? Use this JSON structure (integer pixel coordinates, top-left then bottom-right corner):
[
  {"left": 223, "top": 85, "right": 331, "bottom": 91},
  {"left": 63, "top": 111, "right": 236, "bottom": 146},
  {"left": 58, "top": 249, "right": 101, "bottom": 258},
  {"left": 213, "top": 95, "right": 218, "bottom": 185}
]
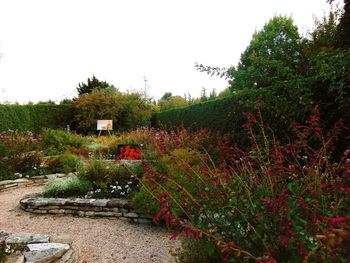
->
[{"left": 97, "top": 120, "right": 113, "bottom": 136}]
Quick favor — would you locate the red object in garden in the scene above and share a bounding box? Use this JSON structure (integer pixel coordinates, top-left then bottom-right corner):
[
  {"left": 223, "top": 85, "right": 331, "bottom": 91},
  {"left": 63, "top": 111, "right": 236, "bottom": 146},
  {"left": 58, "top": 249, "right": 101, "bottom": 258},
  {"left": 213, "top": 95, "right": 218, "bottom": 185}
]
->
[{"left": 117, "top": 146, "right": 141, "bottom": 160}]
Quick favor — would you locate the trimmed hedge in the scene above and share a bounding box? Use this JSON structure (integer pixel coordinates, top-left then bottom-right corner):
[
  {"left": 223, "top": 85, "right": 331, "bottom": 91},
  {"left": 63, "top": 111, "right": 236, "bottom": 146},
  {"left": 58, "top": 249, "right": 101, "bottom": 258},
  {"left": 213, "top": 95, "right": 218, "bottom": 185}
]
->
[
  {"left": 0, "top": 104, "right": 74, "bottom": 132},
  {"left": 153, "top": 88, "right": 313, "bottom": 146}
]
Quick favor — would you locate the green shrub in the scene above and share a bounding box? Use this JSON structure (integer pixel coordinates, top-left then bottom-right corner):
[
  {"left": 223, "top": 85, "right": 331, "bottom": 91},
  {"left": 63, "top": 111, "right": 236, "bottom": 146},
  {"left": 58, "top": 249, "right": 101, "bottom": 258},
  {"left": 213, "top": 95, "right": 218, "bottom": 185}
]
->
[
  {"left": 131, "top": 148, "right": 202, "bottom": 216},
  {"left": 73, "top": 90, "right": 152, "bottom": 134},
  {"left": 0, "top": 104, "right": 74, "bottom": 132},
  {"left": 131, "top": 183, "right": 161, "bottom": 216},
  {"left": 42, "top": 129, "right": 85, "bottom": 154},
  {"left": 59, "top": 152, "right": 82, "bottom": 174},
  {"left": 42, "top": 176, "right": 92, "bottom": 198},
  {"left": 171, "top": 237, "right": 222, "bottom": 263},
  {"left": 77, "top": 159, "right": 143, "bottom": 198},
  {"left": 46, "top": 152, "right": 82, "bottom": 174}
]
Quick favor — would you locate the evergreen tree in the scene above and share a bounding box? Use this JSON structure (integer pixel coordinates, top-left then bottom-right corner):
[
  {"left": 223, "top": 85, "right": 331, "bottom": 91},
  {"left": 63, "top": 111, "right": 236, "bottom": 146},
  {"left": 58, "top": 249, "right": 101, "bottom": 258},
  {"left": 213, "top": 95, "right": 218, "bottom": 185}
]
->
[{"left": 76, "top": 75, "right": 116, "bottom": 95}]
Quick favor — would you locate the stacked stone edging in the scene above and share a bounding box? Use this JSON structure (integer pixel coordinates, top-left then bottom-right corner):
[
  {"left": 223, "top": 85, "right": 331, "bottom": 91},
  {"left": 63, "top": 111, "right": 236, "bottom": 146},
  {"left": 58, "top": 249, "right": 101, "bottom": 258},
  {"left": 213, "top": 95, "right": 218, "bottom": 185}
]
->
[
  {"left": 0, "top": 231, "right": 75, "bottom": 263},
  {"left": 0, "top": 174, "right": 69, "bottom": 192},
  {"left": 20, "top": 196, "right": 153, "bottom": 224}
]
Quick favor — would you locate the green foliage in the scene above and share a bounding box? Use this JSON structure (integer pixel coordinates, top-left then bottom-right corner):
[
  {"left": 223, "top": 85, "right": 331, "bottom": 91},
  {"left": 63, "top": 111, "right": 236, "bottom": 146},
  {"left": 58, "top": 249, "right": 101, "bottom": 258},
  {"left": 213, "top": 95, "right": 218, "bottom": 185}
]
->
[
  {"left": 42, "top": 129, "right": 85, "bottom": 154},
  {"left": 74, "top": 90, "right": 152, "bottom": 134},
  {"left": 171, "top": 237, "right": 222, "bottom": 263},
  {"left": 76, "top": 75, "right": 117, "bottom": 95},
  {"left": 0, "top": 249, "right": 6, "bottom": 262},
  {"left": 42, "top": 176, "right": 92, "bottom": 198},
  {"left": 217, "top": 88, "right": 231, "bottom": 98},
  {"left": 46, "top": 152, "right": 82, "bottom": 174},
  {"left": 153, "top": 88, "right": 312, "bottom": 147},
  {"left": 328, "top": 0, "right": 350, "bottom": 48},
  {"left": 161, "top": 92, "right": 173, "bottom": 100},
  {"left": 309, "top": 7, "right": 340, "bottom": 49},
  {"left": 131, "top": 183, "right": 161, "bottom": 215},
  {"left": 137, "top": 147, "right": 203, "bottom": 216},
  {"left": 228, "top": 16, "right": 303, "bottom": 91},
  {"left": 158, "top": 95, "right": 187, "bottom": 111},
  {"left": 77, "top": 159, "right": 143, "bottom": 197},
  {"left": 0, "top": 104, "right": 74, "bottom": 132}
]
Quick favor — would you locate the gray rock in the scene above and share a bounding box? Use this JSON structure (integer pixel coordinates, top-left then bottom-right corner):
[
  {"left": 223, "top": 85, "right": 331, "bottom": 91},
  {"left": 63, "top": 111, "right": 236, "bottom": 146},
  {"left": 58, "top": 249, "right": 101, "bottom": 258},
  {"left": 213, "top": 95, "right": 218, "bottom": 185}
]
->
[
  {"left": 31, "top": 176, "right": 46, "bottom": 180},
  {"left": 89, "top": 199, "right": 108, "bottom": 207},
  {"left": 13, "top": 179, "right": 31, "bottom": 184},
  {"left": 4, "top": 183, "right": 18, "bottom": 189},
  {"left": 24, "top": 243, "right": 70, "bottom": 263},
  {"left": 6, "top": 233, "right": 50, "bottom": 245},
  {"left": 123, "top": 212, "right": 139, "bottom": 218},
  {"left": 27, "top": 243, "right": 70, "bottom": 251},
  {"left": 46, "top": 198, "right": 67, "bottom": 206},
  {"left": 48, "top": 209, "right": 65, "bottom": 214},
  {"left": 0, "top": 180, "right": 15, "bottom": 186},
  {"left": 31, "top": 199, "right": 49, "bottom": 207},
  {"left": 94, "top": 211, "right": 120, "bottom": 217},
  {"left": 107, "top": 199, "right": 130, "bottom": 208},
  {"left": 84, "top": 211, "right": 96, "bottom": 217}
]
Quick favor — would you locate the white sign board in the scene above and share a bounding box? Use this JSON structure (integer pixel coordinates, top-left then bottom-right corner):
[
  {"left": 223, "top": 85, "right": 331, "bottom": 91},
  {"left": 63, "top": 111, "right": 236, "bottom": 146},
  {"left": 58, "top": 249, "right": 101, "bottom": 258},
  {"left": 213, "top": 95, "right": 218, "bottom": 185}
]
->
[{"left": 97, "top": 120, "right": 113, "bottom": 131}]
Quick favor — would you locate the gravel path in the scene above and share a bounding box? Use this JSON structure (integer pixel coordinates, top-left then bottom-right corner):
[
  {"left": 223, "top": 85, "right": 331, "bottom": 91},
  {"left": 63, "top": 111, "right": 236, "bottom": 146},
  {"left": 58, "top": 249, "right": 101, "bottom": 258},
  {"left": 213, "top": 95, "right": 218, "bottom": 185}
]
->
[{"left": 0, "top": 186, "right": 178, "bottom": 263}]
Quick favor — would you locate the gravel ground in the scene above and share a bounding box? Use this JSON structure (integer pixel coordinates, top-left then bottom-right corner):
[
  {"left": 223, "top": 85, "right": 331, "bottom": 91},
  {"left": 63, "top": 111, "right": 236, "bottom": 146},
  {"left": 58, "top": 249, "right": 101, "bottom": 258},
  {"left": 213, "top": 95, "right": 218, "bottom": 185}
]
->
[{"left": 0, "top": 186, "right": 179, "bottom": 263}]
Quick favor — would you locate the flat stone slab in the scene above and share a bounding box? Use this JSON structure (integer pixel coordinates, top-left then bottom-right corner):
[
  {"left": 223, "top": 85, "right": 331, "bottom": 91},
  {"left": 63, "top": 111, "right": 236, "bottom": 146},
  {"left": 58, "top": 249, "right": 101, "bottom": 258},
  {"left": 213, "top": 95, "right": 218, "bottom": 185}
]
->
[
  {"left": 27, "top": 243, "right": 70, "bottom": 251},
  {"left": 13, "top": 179, "right": 31, "bottom": 184},
  {"left": 2, "top": 231, "right": 74, "bottom": 263},
  {"left": 6, "top": 233, "right": 50, "bottom": 245},
  {"left": 0, "top": 180, "right": 15, "bottom": 186},
  {"left": 24, "top": 243, "right": 70, "bottom": 263}
]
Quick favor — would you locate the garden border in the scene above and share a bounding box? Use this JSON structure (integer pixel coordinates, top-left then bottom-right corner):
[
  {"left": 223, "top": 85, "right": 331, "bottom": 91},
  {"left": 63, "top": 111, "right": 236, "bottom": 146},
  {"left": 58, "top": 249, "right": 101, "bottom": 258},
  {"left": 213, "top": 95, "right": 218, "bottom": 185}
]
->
[
  {"left": 20, "top": 195, "right": 153, "bottom": 224},
  {"left": 0, "top": 173, "right": 69, "bottom": 193}
]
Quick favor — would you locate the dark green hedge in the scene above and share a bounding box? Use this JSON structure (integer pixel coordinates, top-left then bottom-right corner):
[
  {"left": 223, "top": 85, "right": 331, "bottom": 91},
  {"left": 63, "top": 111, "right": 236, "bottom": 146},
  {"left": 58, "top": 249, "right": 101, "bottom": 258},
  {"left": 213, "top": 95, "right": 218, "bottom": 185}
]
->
[
  {"left": 0, "top": 104, "right": 75, "bottom": 132},
  {"left": 153, "top": 88, "right": 313, "bottom": 146}
]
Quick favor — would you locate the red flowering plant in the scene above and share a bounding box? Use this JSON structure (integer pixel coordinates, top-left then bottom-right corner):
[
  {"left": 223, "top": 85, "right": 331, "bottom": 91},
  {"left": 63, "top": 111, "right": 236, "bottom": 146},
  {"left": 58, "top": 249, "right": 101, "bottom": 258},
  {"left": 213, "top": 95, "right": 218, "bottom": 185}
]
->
[
  {"left": 135, "top": 107, "right": 350, "bottom": 262},
  {"left": 117, "top": 145, "right": 142, "bottom": 160}
]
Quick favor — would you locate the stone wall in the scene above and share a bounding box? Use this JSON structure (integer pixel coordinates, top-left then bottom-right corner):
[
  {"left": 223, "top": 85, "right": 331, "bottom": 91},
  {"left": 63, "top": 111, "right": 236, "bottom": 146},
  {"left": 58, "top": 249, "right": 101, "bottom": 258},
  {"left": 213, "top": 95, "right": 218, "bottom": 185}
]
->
[
  {"left": 20, "top": 196, "right": 153, "bottom": 224},
  {"left": 0, "top": 174, "right": 68, "bottom": 192},
  {"left": 0, "top": 231, "right": 75, "bottom": 263}
]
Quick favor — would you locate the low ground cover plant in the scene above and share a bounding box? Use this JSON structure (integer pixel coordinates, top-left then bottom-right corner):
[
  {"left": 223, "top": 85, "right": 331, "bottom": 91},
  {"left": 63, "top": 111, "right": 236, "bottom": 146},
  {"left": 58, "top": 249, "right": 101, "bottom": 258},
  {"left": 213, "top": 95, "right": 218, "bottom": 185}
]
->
[
  {"left": 42, "top": 176, "right": 92, "bottom": 198},
  {"left": 43, "top": 158, "right": 143, "bottom": 199},
  {"left": 136, "top": 108, "right": 350, "bottom": 262}
]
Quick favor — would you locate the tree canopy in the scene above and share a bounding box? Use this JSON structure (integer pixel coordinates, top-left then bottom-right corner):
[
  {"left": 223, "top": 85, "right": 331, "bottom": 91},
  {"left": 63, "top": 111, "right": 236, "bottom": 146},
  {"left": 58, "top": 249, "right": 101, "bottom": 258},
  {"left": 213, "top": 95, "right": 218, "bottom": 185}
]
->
[
  {"left": 76, "top": 75, "right": 117, "bottom": 95},
  {"left": 228, "top": 16, "right": 303, "bottom": 91}
]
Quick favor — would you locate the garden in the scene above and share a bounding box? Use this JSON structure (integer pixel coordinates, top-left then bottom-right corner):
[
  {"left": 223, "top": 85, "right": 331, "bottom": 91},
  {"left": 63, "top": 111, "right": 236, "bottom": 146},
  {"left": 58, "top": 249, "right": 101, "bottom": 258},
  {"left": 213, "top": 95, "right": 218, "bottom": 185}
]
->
[
  {"left": 1, "top": 2, "right": 350, "bottom": 262},
  {"left": 1, "top": 105, "right": 349, "bottom": 262}
]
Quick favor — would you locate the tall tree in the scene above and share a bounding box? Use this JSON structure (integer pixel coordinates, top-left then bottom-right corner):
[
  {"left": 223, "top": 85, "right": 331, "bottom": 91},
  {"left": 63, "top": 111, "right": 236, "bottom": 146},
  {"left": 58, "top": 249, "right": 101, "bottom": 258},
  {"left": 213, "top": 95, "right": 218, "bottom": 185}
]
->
[
  {"left": 76, "top": 75, "right": 116, "bottom": 95},
  {"left": 228, "top": 16, "right": 303, "bottom": 91},
  {"left": 328, "top": 0, "right": 350, "bottom": 48}
]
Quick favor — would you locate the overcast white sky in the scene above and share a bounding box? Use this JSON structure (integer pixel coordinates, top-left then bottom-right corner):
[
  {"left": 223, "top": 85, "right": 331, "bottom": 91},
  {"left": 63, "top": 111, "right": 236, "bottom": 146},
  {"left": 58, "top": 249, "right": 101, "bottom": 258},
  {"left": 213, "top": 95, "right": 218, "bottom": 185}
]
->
[{"left": 0, "top": 0, "right": 341, "bottom": 103}]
